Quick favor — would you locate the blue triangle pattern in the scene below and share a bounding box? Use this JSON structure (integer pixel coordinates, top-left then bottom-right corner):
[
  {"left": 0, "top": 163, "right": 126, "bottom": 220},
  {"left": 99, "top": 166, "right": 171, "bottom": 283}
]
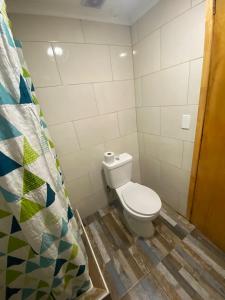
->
[
  {"left": 0, "top": 114, "right": 22, "bottom": 141},
  {"left": 11, "top": 216, "right": 21, "bottom": 234},
  {"left": 26, "top": 261, "right": 39, "bottom": 273},
  {"left": 40, "top": 120, "right": 47, "bottom": 128},
  {"left": 61, "top": 219, "right": 68, "bottom": 238},
  {"left": 0, "top": 151, "right": 21, "bottom": 176},
  {"left": 52, "top": 277, "right": 62, "bottom": 288},
  {"left": 46, "top": 183, "right": 55, "bottom": 207},
  {"left": 22, "top": 289, "right": 35, "bottom": 300},
  {"left": 7, "top": 256, "right": 25, "bottom": 268},
  {"left": 0, "top": 83, "right": 18, "bottom": 105},
  {"left": 6, "top": 287, "right": 20, "bottom": 300},
  {"left": 14, "top": 39, "right": 22, "bottom": 49},
  {"left": 2, "top": 19, "right": 15, "bottom": 48},
  {"left": 67, "top": 206, "right": 74, "bottom": 221},
  {"left": 0, "top": 187, "right": 20, "bottom": 203},
  {"left": 40, "top": 256, "right": 55, "bottom": 268},
  {"left": 19, "top": 75, "right": 32, "bottom": 104},
  {"left": 40, "top": 233, "right": 58, "bottom": 254},
  {"left": 58, "top": 240, "right": 72, "bottom": 254},
  {"left": 31, "top": 83, "right": 35, "bottom": 92},
  {"left": 76, "top": 265, "right": 85, "bottom": 277},
  {"left": 54, "top": 259, "right": 67, "bottom": 276}
]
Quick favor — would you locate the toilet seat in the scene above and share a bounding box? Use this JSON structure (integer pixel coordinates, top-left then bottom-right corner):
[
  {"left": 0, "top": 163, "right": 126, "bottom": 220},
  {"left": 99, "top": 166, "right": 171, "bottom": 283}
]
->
[{"left": 121, "top": 183, "right": 161, "bottom": 216}]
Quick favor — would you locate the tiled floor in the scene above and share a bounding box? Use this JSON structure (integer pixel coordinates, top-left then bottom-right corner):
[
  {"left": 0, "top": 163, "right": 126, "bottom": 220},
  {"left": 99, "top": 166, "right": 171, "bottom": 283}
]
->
[{"left": 84, "top": 202, "right": 225, "bottom": 300}]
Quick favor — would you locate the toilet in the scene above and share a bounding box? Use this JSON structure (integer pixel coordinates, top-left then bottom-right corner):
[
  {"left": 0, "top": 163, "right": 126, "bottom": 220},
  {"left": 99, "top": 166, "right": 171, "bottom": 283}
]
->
[{"left": 102, "top": 153, "right": 161, "bottom": 238}]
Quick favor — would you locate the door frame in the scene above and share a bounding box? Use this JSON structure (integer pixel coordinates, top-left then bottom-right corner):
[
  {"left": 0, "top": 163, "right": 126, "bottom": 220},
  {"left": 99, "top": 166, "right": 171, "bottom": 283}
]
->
[{"left": 187, "top": 0, "right": 215, "bottom": 220}]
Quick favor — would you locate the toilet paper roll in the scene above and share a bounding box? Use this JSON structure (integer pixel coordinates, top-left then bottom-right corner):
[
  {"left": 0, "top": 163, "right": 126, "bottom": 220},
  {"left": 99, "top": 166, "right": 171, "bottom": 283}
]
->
[{"left": 104, "top": 151, "right": 115, "bottom": 164}]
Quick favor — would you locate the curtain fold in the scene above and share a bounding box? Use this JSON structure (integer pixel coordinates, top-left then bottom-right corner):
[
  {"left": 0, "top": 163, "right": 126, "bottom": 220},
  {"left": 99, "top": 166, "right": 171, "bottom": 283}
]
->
[{"left": 0, "top": 1, "right": 90, "bottom": 299}]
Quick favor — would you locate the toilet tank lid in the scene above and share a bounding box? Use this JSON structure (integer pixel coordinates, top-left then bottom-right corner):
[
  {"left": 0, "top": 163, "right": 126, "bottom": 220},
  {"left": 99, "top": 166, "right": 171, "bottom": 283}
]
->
[{"left": 102, "top": 153, "right": 132, "bottom": 170}]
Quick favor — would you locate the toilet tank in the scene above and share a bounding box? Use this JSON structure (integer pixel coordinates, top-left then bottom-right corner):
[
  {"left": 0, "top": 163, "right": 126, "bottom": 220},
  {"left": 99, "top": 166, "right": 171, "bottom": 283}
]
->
[{"left": 102, "top": 153, "right": 133, "bottom": 189}]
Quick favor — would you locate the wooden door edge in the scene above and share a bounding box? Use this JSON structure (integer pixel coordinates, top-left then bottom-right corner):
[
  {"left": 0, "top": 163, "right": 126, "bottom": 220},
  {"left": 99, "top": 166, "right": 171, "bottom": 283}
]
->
[{"left": 186, "top": 0, "right": 215, "bottom": 220}]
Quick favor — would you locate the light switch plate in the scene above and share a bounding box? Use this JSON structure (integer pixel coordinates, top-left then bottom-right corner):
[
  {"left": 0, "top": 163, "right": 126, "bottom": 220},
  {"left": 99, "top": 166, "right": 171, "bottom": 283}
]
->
[{"left": 181, "top": 114, "right": 191, "bottom": 130}]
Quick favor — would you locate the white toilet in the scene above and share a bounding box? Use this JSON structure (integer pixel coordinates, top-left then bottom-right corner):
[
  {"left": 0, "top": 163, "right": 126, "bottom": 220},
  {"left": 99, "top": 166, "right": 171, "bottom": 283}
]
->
[{"left": 102, "top": 153, "right": 162, "bottom": 238}]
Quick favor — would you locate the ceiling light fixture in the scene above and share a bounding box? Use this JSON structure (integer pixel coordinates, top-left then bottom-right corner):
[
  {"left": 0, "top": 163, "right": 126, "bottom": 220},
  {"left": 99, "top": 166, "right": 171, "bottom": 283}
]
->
[{"left": 81, "top": 0, "right": 106, "bottom": 9}]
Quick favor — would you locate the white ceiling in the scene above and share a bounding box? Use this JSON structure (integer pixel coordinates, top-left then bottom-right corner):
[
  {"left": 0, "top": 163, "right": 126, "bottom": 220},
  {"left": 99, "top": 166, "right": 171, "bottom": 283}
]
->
[{"left": 6, "top": 0, "right": 159, "bottom": 25}]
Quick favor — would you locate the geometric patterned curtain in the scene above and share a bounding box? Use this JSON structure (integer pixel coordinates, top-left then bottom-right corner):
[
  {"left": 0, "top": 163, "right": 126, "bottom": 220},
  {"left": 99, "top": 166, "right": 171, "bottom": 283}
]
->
[{"left": 0, "top": 1, "right": 91, "bottom": 298}]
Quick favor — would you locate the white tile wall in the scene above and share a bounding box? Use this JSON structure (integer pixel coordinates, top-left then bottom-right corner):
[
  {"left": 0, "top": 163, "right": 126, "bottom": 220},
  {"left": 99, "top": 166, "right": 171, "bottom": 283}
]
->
[
  {"left": 188, "top": 58, "right": 203, "bottom": 104},
  {"left": 161, "top": 105, "right": 198, "bottom": 142},
  {"left": 10, "top": 14, "right": 84, "bottom": 43},
  {"left": 82, "top": 20, "right": 131, "bottom": 45},
  {"left": 74, "top": 113, "right": 120, "bottom": 148},
  {"left": 142, "top": 63, "right": 190, "bottom": 106},
  {"left": 22, "top": 42, "right": 61, "bottom": 87},
  {"left": 48, "top": 122, "right": 79, "bottom": 155},
  {"left": 37, "top": 85, "right": 98, "bottom": 125},
  {"left": 53, "top": 43, "right": 112, "bottom": 84},
  {"left": 11, "top": 0, "right": 206, "bottom": 218},
  {"left": 133, "top": 30, "right": 160, "bottom": 78},
  {"left": 161, "top": 2, "right": 205, "bottom": 68},
  {"left": 135, "top": 0, "right": 191, "bottom": 42},
  {"left": 110, "top": 46, "right": 134, "bottom": 80},
  {"left": 94, "top": 80, "right": 135, "bottom": 114},
  {"left": 132, "top": 0, "right": 205, "bottom": 216},
  {"left": 182, "top": 142, "right": 194, "bottom": 171},
  {"left": 137, "top": 107, "right": 161, "bottom": 135},
  {"left": 118, "top": 109, "right": 137, "bottom": 136},
  {"left": 11, "top": 14, "right": 139, "bottom": 218}
]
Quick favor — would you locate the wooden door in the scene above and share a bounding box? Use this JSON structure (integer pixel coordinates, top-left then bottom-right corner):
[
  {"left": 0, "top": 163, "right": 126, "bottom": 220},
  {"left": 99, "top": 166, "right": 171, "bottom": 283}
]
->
[{"left": 188, "top": 0, "right": 225, "bottom": 251}]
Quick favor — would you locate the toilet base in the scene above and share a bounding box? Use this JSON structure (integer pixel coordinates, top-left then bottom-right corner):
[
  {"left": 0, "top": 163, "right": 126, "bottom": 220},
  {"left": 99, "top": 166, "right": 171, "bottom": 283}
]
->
[{"left": 123, "top": 209, "right": 155, "bottom": 238}]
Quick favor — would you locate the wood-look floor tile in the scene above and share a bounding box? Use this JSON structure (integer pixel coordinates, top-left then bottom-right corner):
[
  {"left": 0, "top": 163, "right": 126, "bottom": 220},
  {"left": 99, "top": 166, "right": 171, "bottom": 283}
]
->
[
  {"left": 121, "top": 274, "right": 169, "bottom": 300},
  {"left": 84, "top": 204, "right": 225, "bottom": 300}
]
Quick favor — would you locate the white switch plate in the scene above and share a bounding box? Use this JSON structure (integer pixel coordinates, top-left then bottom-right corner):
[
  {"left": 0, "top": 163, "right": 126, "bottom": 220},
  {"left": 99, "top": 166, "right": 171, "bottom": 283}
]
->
[{"left": 181, "top": 114, "right": 191, "bottom": 130}]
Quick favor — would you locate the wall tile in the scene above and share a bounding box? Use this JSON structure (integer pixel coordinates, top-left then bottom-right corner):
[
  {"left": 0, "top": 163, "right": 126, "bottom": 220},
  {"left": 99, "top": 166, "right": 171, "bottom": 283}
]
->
[
  {"left": 161, "top": 105, "right": 198, "bottom": 141},
  {"left": 132, "top": 159, "right": 141, "bottom": 183},
  {"left": 11, "top": 14, "right": 139, "bottom": 218},
  {"left": 182, "top": 141, "right": 194, "bottom": 171},
  {"left": 160, "top": 137, "right": 183, "bottom": 168},
  {"left": 118, "top": 109, "right": 137, "bottom": 136},
  {"left": 67, "top": 175, "right": 93, "bottom": 206},
  {"left": 89, "top": 169, "right": 105, "bottom": 193},
  {"left": 188, "top": 58, "right": 203, "bottom": 104},
  {"left": 137, "top": 107, "right": 161, "bottom": 135},
  {"left": 143, "top": 134, "right": 161, "bottom": 160},
  {"left": 48, "top": 122, "right": 79, "bottom": 156},
  {"left": 161, "top": 3, "right": 205, "bottom": 68},
  {"left": 142, "top": 63, "right": 189, "bottom": 106},
  {"left": 10, "top": 14, "right": 84, "bottom": 42},
  {"left": 36, "top": 84, "right": 98, "bottom": 125},
  {"left": 94, "top": 80, "right": 135, "bottom": 114},
  {"left": 74, "top": 114, "right": 119, "bottom": 148},
  {"left": 192, "top": 0, "right": 205, "bottom": 7},
  {"left": 22, "top": 42, "right": 61, "bottom": 87},
  {"left": 105, "top": 133, "right": 139, "bottom": 160},
  {"left": 110, "top": 46, "right": 133, "bottom": 80},
  {"left": 133, "top": 30, "right": 160, "bottom": 78},
  {"left": 59, "top": 151, "right": 90, "bottom": 181},
  {"left": 134, "top": 78, "right": 142, "bottom": 107},
  {"left": 82, "top": 20, "right": 131, "bottom": 45},
  {"left": 131, "top": 23, "right": 138, "bottom": 45},
  {"left": 54, "top": 43, "right": 112, "bottom": 84},
  {"left": 160, "top": 162, "right": 190, "bottom": 216},
  {"left": 75, "top": 189, "right": 109, "bottom": 219},
  {"left": 141, "top": 155, "right": 161, "bottom": 194},
  {"left": 136, "top": 0, "right": 191, "bottom": 41}
]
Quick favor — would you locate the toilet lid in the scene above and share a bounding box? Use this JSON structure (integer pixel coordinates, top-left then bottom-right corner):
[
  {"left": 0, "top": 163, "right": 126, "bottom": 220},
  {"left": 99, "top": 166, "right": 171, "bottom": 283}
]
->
[{"left": 122, "top": 183, "right": 161, "bottom": 216}]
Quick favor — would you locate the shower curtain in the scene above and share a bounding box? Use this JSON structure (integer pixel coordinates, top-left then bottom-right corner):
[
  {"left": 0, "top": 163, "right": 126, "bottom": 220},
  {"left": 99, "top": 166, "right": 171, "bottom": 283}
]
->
[{"left": 0, "top": 1, "right": 91, "bottom": 299}]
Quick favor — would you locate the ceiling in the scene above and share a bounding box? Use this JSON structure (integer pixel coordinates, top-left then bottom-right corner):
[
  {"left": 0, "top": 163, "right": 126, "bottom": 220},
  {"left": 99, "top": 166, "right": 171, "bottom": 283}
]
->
[{"left": 6, "top": 0, "right": 159, "bottom": 25}]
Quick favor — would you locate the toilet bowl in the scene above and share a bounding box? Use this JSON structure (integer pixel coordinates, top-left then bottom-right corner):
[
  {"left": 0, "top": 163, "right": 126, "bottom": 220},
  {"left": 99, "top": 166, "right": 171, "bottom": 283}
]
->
[{"left": 102, "top": 153, "right": 162, "bottom": 238}]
